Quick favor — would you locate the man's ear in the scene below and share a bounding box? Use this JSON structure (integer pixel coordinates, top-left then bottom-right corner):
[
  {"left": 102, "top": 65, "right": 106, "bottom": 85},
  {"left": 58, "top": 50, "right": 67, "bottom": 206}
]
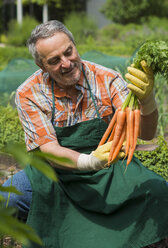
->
[{"left": 36, "top": 63, "right": 47, "bottom": 72}]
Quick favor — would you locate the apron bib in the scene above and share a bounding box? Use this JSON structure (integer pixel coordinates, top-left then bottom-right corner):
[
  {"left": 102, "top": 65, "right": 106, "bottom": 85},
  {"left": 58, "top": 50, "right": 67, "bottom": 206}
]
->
[{"left": 24, "top": 68, "right": 168, "bottom": 248}]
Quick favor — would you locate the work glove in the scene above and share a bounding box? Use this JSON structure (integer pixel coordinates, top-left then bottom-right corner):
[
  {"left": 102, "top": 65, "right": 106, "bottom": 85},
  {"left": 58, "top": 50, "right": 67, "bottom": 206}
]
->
[
  {"left": 77, "top": 141, "right": 125, "bottom": 171},
  {"left": 125, "top": 60, "right": 157, "bottom": 115}
]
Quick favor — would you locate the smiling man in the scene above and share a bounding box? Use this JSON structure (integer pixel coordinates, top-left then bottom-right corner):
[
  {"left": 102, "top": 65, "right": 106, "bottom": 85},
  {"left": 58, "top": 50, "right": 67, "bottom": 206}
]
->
[
  {"left": 1, "top": 20, "right": 168, "bottom": 248},
  {"left": 36, "top": 32, "right": 82, "bottom": 88}
]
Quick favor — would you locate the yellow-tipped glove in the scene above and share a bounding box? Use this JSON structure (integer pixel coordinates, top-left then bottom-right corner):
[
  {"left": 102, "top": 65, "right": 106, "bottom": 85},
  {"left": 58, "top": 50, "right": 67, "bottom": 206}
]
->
[
  {"left": 125, "top": 60, "right": 154, "bottom": 100},
  {"left": 92, "top": 141, "right": 125, "bottom": 161},
  {"left": 125, "top": 60, "right": 157, "bottom": 115},
  {"left": 92, "top": 141, "right": 113, "bottom": 161},
  {"left": 77, "top": 141, "right": 125, "bottom": 171}
]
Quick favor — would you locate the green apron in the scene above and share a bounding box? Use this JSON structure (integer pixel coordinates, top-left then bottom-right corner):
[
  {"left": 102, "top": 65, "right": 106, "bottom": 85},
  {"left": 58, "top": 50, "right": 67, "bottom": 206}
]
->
[{"left": 24, "top": 68, "right": 168, "bottom": 248}]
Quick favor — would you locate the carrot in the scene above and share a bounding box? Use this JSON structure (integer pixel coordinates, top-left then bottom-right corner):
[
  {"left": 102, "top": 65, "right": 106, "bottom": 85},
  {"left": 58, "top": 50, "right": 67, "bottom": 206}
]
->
[
  {"left": 98, "top": 91, "right": 141, "bottom": 167},
  {"left": 126, "top": 108, "right": 140, "bottom": 166},
  {"left": 107, "top": 122, "right": 116, "bottom": 142},
  {"left": 108, "top": 109, "right": 126, "bottom": 165},
  {"left": 98, "top": 107, "right": 121, "bottom": 146},
  {"left": 126, "top": 146, "right": 134, "bottom": 166},
  {"left": 133, "top": 108, "right": 141, "bottom": 150},
  {"left": 128, "top": 109, "right": 134, "bottom": 149},
  {"left": 125, "top": 109, "right": 134, "bottom": 166},
  {"left": 111, "top": 122, "right": 126, "bottom": 162},
  {"left": 125, "top": 107, "right": 130, "bottom": 156}
]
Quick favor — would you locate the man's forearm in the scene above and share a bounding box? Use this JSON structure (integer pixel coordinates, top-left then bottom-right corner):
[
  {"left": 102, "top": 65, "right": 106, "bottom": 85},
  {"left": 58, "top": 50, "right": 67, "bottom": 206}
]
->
[
  {"left": 139, "top": 109, "right": 158, "bottom": 140},
  {"left": 40, "top": 140, "right": 80, "bottom": 170},
  {"left": 39, "top": 139, "right": 110, "bottom": 171}
]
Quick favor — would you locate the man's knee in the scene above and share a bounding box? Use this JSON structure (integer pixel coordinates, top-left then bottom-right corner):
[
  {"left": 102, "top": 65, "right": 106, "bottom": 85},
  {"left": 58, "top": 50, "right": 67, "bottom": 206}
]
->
[{"left": 0, "top": 170, "right": 32, "bottom": 220}]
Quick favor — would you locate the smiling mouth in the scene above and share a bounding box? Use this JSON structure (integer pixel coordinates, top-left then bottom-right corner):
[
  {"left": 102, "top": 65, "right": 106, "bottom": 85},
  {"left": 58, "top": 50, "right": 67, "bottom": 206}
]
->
[
  {"left": 61, "top": 65, "right": 76, "bottom": 75},
  {"left": 62, "top": 68, "right": 74, "bottom": 75}
]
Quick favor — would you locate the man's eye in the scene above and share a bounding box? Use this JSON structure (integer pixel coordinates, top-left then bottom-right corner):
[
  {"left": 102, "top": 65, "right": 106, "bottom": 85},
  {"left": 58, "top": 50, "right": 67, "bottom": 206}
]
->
[
  {"left": 49, "top": 59, "right": 60, "bottom": 65},
  {"left": 52, "top": 60, "right": 59, "bottom": 65},
  {"left": 65, "top": 48, "right": 72, "bottom": 56}
]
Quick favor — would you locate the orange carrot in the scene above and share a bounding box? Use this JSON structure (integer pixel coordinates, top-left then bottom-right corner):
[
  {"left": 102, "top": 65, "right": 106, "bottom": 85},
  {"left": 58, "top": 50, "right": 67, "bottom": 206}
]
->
[
  {"left": 127, "top": 108, "right": 140, "bottom": 166},
  {"left": 111, "top": 122, "right": 126, "bottom": 162},
  {"left": 125, "top": 107, "right": 130, "bottom": 156},
  {"left": 124, "top": 94, "right": 135, "bottom": 166},
  {"left": 128, "top": 109, "right": 134, "bottom": 149},
  {"left": 107, "top": 122, "right": 116, "bottom": 142},
  {"left": 126, "top": 110, "right": 134, "bottom": 166},
  {"left": 108, "top": 109, "right": 126, "bottom": 165},
  {"left": 98, "top": 107, "right": 121, "bottom": 146},
  {"left": 126, "top": 146, "right": 134, "bottom": 166},
  {"left": 133, "top": 109, "right": 141, "bottom": 150}
]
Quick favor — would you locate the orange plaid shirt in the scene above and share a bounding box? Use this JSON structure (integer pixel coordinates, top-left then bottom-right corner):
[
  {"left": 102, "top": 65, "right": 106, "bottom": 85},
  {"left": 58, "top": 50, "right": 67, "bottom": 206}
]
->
[{"left": 15, "top": 60, "right": 129, "bottom": 151}]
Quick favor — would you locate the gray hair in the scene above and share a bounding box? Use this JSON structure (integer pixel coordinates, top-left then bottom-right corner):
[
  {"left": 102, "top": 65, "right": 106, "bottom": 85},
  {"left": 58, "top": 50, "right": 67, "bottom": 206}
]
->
[{"left": 27, "top": 20, "right": 75, "bottom": 66}]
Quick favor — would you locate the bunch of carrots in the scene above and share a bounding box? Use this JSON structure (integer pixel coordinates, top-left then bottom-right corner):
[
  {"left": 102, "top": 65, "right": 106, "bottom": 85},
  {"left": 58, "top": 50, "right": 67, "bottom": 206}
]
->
[
  {"left": 99, "top": 40, "right": 168, "bottom": 167},
  {"left": 98, "top": 91, "right": 140, "bottom": 166}
]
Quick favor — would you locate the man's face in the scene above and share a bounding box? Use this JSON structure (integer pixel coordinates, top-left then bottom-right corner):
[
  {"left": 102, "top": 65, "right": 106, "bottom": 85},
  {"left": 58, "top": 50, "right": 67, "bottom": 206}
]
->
[{"left": 36, "top": 32, "right": 82, "bottom": 89}]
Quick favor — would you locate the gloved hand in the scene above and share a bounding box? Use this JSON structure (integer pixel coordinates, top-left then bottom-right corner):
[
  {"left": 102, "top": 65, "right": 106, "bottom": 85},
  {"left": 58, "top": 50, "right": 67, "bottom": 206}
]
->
[
  {"left": 125, "top": 60, "right": 157, "bottom": 115},
  {"left": 77, "top": 141, "right": 125, "bottom": 171}
]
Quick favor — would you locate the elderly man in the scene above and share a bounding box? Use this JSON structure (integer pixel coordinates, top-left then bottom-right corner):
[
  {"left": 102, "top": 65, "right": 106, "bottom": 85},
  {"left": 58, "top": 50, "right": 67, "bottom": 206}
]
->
[{"left": 2, "top": 20, "right": 168, "bottom": 248}]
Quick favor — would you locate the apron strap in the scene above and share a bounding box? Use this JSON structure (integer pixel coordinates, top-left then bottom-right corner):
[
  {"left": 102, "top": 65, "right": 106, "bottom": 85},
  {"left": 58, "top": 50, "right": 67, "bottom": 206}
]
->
[
  {"left": 82, "top": 65, "right": 100, "bottom": 119},
  {"left": 51, "top": 65, "right": 100, "bottom": 124},
  {"left": 51, "top": 80, "right": 55, "bottom": 124}
]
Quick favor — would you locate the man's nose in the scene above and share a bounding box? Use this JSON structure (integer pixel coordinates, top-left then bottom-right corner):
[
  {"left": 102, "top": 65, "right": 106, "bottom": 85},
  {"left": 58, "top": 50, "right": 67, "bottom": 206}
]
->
[{"left": 61, "top": 56, "right": 71, "bottom": 68}]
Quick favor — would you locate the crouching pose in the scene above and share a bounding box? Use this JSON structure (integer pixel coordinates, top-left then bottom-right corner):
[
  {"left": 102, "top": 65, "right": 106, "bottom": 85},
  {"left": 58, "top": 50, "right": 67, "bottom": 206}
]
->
[{"left": 1, "top": 20, "right": 168, "bottom": 248}]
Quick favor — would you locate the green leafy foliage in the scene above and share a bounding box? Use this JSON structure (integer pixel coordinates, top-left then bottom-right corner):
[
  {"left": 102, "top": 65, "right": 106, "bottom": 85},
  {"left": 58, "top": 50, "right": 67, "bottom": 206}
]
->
[
  {"left": 0, "top": 105, "right": 24, "bottom": 151},
  {"left": 0, "top": 206, "right": 43, "bottom": 246},
  {"left": 135, "top": 136, "right": 168, "bottom": 181},
  {"left": 0, "top": 185, "right": 22, "bottom": 195},
  {"left": 154, "top": 74, "right": 168, "bottom": 135},
  {"left": 23, "top": 0, "right": 61, "bottom": 6},
  {"left": 64, "top": 12, "right": 98, "bottom": 44},
  {"left": 97, "top": 17, "right": 168, "bottom": 50},
  {"left": 5, "top": 143, "right": 58, "bottom": 182},
  {"left": 101, "top": 0, "right": 168, "bottom": 24},
  {"left": 131, "top": 39, "right": 168, "bottom": 135},
  {"left": 133, "top": 40, "right": 168, "bottom": 79},
  {"left": 0, "top": 47, "right": 31, "bottom": 71},
  {"left": 101, "top": 0, "right": 148, "bottom": 24},
  {"left": 0, "top": 92, "right": 16, "bottom": 107},
  {"left": 145, "top": 16, "right": 168, "bottom": 31},
  {"left": 6, "top": 15, "right": 39, "bottom": 47}
]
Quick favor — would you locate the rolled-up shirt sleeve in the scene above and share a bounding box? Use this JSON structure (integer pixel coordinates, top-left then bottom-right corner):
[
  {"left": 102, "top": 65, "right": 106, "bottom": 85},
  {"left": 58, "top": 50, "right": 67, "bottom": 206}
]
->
[{"left": 15, "top": 89, "right": 57, "bottom": 151}]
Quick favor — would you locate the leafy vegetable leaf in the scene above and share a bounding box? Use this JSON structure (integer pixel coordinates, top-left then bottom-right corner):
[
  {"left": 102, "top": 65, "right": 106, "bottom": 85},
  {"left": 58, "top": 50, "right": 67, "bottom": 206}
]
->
[
  {"left": 0, "top": 185, "right": 22, "bottom": 195},
  {"left": 133, "top": 40, "right": 168, "bottom": 79},
  {"left": 5, "top": 143, "right": 58, "bottom": 182},
  {"left": 0, "top": 207, "right": 43, "bottom": 245}
]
